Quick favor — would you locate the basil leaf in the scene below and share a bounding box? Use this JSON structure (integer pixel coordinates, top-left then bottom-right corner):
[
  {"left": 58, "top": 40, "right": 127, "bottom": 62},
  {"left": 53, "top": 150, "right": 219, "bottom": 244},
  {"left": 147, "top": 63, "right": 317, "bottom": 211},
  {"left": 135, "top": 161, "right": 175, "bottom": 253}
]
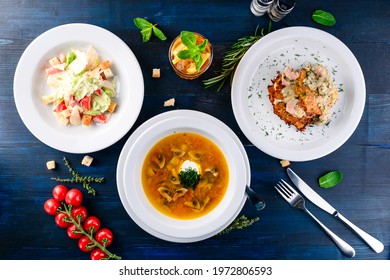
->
[
  {"left": 193, "top": 53, "right": 203, "bottom": 71},
  {"left": 133, "top": 17, "right": 153, "bottom": 29},
  {"left": 312, "top": 10, "right": 336, "bottom": 26},
  {"left": 133, "top": 17, "right": 167, "bottom": 42},
  {"left": 180, "top": 31, "right": 197, "bottom": 49},
  {"left": 152, "top": 26, "right": 167, "bottom": 41},
  {"left": 177, "top": 49, "right": 193, "bottom": 60},
  {"left": 140, "top": 28, "right": 152, "bottom": 43},
  {"left": 318, "top": 171, "right": 343, "bottom": 189},
  {"left": 197, "top": 38, "right": 208, "bottom": 53}
]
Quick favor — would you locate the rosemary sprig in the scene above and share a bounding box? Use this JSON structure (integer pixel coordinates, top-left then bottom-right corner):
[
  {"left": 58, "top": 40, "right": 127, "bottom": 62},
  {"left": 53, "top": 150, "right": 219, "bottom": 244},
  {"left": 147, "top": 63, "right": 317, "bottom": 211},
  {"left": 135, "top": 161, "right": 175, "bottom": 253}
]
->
[
  {"left": 217, "top": 215, "right": 260, "bottom": 235},
  {"left": 51, "top": 157, "right": 104, "bottom": 196},
  {"left": 203, "top": 22, "right": 272, "bottom": 92}
]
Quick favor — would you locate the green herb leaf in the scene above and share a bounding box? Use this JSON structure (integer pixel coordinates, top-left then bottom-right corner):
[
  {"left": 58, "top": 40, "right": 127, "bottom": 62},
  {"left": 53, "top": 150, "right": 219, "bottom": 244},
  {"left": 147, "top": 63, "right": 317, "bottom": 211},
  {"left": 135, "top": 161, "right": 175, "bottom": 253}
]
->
[
  {"left": 179, "top": 168, "right": 200, "bottom": 189},
  {"left": 180, "top": 31, "right": 197, "bottom": 49},
  {"left": 177, "top": 49, "right": 193, "bottom": 60},
  {"left": 198, "top": 39, "right": 208, "bottom": 53},
  {"left": 193, "top": 53, "right": 202, "bottom": 71},
  {"left": 140, "top": 28, "right": 153, "bottom": 43},
  {"left": 133, "top": 17, "right": 153, "bottom": 29},
  {"left": 133, "top": 17, "right": 167, "bottom": 42},
  {"left": 318, "top": 170, "right": 343, "bottom": 188},
  {"left": 177, "top": 31, "right": 208, "bottom": 71},
  {"left": 152, "top": 26, "right": 167, "bottom": 41},
  {"left": 312, "top": 10, "right": 336, "bottom": 26}
]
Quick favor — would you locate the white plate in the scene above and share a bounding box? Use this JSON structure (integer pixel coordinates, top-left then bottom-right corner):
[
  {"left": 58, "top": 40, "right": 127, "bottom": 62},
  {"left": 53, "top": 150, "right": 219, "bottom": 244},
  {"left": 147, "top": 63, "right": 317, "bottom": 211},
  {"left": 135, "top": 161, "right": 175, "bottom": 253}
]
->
[
  {"left": 231, "top": 26, "right": 366, "bottom": 162},
  {"left": 13, "top": 23, "right": 144, "bottom": 153},
  {"left": 116, "top": 110, "right": 249, "bottom": 243}
]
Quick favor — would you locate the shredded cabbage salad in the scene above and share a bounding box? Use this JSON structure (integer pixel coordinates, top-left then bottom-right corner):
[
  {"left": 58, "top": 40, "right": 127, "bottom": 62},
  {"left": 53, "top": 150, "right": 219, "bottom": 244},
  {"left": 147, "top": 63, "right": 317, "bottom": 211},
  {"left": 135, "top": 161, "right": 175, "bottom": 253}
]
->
[{"left": 42, "top": 46, "right": 117, "bottom": 126}]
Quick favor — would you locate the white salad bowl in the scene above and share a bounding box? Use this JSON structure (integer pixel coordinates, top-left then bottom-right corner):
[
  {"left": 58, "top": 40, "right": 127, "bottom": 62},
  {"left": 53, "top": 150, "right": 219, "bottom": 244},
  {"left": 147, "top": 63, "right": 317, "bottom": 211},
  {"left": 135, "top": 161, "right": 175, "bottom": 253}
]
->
[{"left": 14, "top": 23, "right": 144, "bottom": 153}]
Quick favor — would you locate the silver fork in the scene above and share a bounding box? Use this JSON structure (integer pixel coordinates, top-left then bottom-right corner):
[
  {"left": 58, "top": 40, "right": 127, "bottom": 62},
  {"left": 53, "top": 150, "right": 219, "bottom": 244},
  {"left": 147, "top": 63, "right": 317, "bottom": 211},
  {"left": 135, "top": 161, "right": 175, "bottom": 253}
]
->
[{"left": 275, "top": 179, "right": 355, "bottom": 258}]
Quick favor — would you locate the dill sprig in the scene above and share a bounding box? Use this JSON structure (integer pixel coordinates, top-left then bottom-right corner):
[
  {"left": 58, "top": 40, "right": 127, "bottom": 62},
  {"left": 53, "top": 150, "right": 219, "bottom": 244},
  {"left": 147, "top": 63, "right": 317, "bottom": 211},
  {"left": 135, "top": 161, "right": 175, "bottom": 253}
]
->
[
  {"left": 203, "top": 22, "right": 272, "bottom": 92},
  {"left": 217, "top": 215, "right": 260, "bottom": 235},
  {"left": 179, "top": 168, "right": 200, "bottom": 190},
  {"left": 51, "top": 157, "right": 104, "bottom": 196}
]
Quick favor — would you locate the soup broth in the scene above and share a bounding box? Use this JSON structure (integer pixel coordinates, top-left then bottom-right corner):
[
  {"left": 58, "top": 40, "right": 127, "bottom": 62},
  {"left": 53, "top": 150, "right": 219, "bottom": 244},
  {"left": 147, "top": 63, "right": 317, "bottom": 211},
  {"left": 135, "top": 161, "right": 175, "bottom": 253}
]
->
[{"left": 142, "top": 132, "right": 229, "bottom": 220}]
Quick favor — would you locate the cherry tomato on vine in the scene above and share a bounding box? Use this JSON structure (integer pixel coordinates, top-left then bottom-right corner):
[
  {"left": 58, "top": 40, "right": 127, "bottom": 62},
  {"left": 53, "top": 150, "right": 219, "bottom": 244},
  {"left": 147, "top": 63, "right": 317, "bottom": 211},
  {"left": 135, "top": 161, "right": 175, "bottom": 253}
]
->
[
  {"left": 95, "top": 228, "right": 113, "bottom": 247},
  {"left": 55, "top": 212, "right": 72, "bottom": 228},
  {"left": 78, "top": 235, "right": 95, "bottom": 252},
  {"left": 84, "top": 216, "right": 101, "bottom": 234},
  {"left": 44, "top": 198, "right": 61, "bottom": 215},
  {"left": 67, "top": 224, "right": 83, "bottom": 239},
  {"left": 71, "top": 206, "right": 88, "bottom": 223},
  {"left": 90, "top": 248, "right": 108, "bottom": 260},
  {"left": 65, "top": 188, "right": 83, "bottom": 207},
  {"left": 52, "top": 185, "right": 68, "bottom": 201}
]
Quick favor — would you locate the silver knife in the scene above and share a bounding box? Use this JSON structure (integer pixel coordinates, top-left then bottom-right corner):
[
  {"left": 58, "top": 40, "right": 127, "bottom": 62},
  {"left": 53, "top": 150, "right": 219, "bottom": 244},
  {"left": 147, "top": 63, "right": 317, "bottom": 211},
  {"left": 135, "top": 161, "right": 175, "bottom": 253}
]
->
[{"left": 287, "top": 168, "right": 384, "bottom": 253}]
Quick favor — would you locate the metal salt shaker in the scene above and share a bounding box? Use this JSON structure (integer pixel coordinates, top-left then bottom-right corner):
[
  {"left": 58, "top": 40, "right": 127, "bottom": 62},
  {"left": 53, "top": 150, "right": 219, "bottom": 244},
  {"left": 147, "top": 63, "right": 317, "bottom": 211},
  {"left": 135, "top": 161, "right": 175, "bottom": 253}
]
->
[
  {"left": 267, "top": 0, "right": 295, "bottom": 22},
  {"left": 250, "top": 0, "right": 274, "bottom": 17}
]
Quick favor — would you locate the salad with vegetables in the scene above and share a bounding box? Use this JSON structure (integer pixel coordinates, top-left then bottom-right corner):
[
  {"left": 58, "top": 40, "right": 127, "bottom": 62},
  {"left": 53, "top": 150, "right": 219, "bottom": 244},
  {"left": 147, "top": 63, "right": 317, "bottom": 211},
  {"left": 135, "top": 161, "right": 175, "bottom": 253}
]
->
[{"left": 42, "top": 46, "right": 117, "bottom": 126}]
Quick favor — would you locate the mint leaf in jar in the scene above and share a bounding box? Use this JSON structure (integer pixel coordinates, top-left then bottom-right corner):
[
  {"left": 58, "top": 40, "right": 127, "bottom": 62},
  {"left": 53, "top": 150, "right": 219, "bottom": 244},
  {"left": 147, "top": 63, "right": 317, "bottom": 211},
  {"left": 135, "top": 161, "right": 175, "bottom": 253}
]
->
[{"left": 177, "top": 31, "right": 209, "bottom": 71}]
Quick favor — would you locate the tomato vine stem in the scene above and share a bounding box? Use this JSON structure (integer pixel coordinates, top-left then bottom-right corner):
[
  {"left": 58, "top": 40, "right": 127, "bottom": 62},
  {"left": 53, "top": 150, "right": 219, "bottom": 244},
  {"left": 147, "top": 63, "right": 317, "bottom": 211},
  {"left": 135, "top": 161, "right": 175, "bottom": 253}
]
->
[{"left": 60, "top": 202, "right": 121, "bottom": 260}]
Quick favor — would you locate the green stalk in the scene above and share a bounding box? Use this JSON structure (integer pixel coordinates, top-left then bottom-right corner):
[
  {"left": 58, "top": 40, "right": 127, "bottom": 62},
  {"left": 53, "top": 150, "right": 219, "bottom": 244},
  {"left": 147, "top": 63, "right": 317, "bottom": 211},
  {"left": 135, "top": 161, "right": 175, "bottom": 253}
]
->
[
  {"left": 61, "top": 202, "right": 121, "bottom": 260},
  {"left": 51, "top": 157, "right": 105, "bottom": 196},
  {"left": 203, "top": 21, "right": 272, "bottom": 92}
]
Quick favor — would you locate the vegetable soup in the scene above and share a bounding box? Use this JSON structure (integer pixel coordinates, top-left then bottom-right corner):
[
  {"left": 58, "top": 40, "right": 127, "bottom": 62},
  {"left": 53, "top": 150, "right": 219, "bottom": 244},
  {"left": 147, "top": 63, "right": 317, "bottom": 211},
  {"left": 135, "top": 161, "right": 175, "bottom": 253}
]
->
[{"left": 142, "top": 132, "right": 229, "bottom": 220}]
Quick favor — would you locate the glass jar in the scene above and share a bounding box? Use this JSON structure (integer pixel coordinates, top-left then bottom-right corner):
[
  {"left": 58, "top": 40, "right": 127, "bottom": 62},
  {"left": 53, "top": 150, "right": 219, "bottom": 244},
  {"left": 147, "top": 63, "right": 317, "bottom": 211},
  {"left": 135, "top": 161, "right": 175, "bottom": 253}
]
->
[{"left": 168, "top": 32, "right": 213, "bottom": 80}]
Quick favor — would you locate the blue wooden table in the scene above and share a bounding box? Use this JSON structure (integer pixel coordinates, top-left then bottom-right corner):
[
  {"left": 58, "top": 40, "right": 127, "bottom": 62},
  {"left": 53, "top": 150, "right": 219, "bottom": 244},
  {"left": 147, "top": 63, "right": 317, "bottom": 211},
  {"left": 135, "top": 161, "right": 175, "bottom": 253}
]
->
[{"left": 1, "top": 0, "right": 389, "bottom": 260}]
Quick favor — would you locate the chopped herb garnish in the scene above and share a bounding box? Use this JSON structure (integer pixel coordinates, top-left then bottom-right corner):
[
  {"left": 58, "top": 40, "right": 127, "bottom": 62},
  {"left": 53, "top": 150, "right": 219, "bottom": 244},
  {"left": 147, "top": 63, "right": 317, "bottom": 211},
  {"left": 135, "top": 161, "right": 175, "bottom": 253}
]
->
[{"left": 179, "top": 168, "right": 200, "bottom": 189}]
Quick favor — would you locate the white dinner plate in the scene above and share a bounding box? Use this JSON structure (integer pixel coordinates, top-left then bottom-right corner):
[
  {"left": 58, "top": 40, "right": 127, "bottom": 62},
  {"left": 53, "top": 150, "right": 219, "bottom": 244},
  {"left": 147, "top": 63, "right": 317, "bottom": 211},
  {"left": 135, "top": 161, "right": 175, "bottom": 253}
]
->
[
  {"left": 231, "top": 26, "right": 366, "bottom": 161},
  {"left": 116, "top": 110, "right": 249, "bottom": 243},
  {"left": 14, "top": 23, "right": 144, "bottom": 153}
]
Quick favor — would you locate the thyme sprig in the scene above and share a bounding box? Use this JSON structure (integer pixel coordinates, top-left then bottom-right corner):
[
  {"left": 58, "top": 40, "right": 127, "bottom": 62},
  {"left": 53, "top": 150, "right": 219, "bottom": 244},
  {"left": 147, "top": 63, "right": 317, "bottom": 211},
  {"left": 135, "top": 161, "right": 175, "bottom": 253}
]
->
[
  {"left": 217, "top": 215, "right": 260, "bottom": 235},
  {"left": 51, "top": 157, "right": 104, "bottom": 196},
  {"left": 59, "top": 202, "right": 121, "bottom": 260},
  {"left": 203, "top": 22, "right": 272, "bottom": 92}
]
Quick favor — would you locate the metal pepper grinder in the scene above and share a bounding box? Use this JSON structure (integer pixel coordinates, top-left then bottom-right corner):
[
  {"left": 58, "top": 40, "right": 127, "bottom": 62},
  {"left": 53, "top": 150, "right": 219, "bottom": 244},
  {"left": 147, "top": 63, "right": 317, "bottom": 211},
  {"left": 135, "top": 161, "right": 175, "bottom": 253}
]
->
[
  {"left": 267, "top": 0, "right": 296, "bottom": 22},
  {"left": 250, "top": 0, "right": 274, "bottom": 16}
]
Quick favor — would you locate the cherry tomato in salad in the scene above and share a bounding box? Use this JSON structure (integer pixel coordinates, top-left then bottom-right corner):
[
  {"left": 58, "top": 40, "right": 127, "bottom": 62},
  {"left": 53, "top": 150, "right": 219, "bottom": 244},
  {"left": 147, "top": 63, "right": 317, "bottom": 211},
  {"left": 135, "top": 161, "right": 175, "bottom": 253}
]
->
[
  {"left": 90, "top": 248, "right": 108, "bottom": 260},
  {"left": 92, "top": 115, "right": 107, "bottom": 124},
  {"left": 52, "top": 184, "right": 68, "bottom": 202},
  {"left": 79, "top": 96, "right": 91, "bottom": 111},
  {"left": 54, "top": 100, "right": 67, "bottom": 112},
  {"left": 95, "top": 228, "right": 113, "bottom": 247},
  {"left": 78, "top": 235, "right": 95, "bottom": 252},
  {"left": 71, "top": 205, "right": 88, "bottom": 223},
  {"left": 67, "top": 224, "right": 83, "bottom": 239},
  {"left": 55, "top": 212, "right": 72, "bottom": 228},
  {"left": 83, "top": 216, "right": 101, "bottom": 234},
  {"left": 44, "top": 198, "right": 61, "bottom": 215},
  {"left": 65, "top": 188, "right": 83, "bottom": 207}
]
